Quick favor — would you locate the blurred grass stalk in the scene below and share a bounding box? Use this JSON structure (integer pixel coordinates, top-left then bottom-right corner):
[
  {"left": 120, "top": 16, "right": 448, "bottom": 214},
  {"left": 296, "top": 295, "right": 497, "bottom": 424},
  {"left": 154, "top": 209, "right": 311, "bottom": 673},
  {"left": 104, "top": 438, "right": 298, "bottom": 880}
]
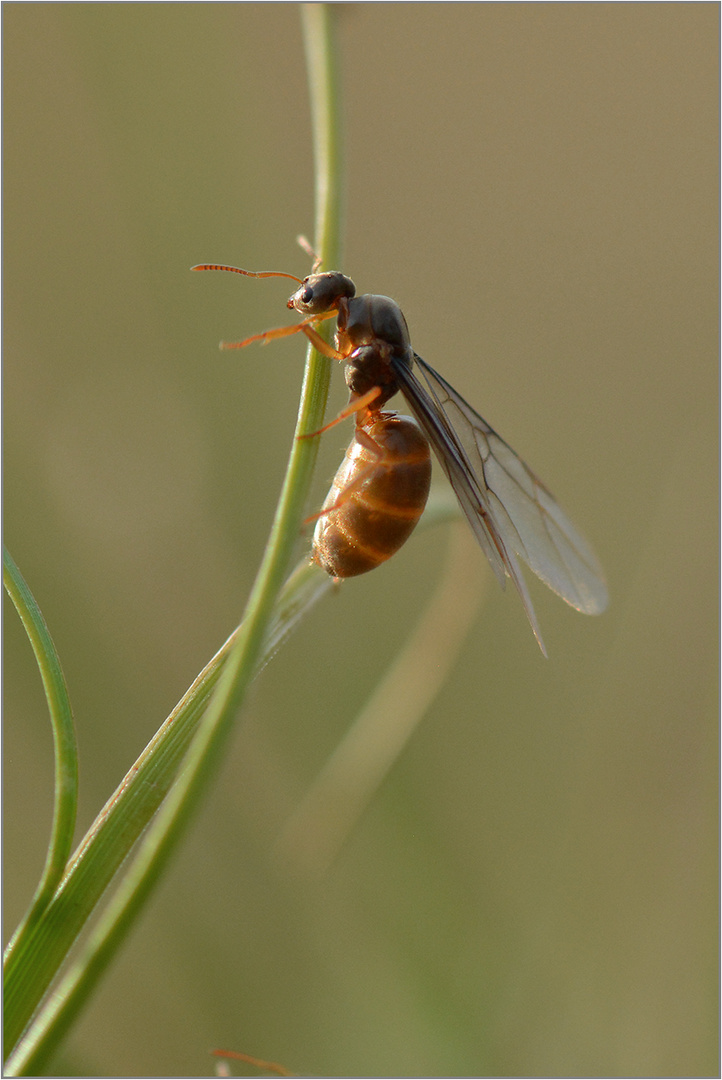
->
[{"left": 272, "top": 521, "right": 485, "bottom": 878}]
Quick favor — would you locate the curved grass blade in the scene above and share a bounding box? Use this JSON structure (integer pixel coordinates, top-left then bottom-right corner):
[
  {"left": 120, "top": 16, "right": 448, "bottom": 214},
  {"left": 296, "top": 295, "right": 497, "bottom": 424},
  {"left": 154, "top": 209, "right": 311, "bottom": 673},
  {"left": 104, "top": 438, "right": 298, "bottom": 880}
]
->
[{"left": 3, "top": 548, "right": 79, "bottom": 963}]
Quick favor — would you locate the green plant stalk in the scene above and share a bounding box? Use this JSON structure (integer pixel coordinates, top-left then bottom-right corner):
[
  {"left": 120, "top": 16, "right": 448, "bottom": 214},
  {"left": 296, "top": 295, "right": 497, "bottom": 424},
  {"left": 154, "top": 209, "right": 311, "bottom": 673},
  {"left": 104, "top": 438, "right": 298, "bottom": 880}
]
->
[
  {"left": 4, "top": 494, "right": 455, "bottom": 1055},
  {"left": 6, "top": 556, "right": 323, "bottom": 1076},
  {"left": 4, "top": 5, "right": 344, "bottom": 1073},
  {"left": 302, "top": 2, "right": 344, "bottom": 262},
  {"left": 2, "top": 556, "right": 331, "bottom": 1056},
  {"left": 2, "top": 550, "right": 79, "bottom": 956}
]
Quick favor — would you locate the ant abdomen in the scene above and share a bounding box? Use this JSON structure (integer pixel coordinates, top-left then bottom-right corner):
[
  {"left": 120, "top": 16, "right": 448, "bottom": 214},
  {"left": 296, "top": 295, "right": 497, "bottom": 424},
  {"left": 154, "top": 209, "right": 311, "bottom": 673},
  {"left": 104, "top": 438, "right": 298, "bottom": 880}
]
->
[{"left": 312, "top": 413, "right": 432, "bottom": 577}]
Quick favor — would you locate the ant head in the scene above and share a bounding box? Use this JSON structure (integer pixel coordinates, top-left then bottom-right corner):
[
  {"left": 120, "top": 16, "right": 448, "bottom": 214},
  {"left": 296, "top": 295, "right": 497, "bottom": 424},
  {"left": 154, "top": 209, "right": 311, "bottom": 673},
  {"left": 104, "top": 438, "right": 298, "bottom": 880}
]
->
[{"left": 288, "top": 272, "right": 356, "bottom": 316}]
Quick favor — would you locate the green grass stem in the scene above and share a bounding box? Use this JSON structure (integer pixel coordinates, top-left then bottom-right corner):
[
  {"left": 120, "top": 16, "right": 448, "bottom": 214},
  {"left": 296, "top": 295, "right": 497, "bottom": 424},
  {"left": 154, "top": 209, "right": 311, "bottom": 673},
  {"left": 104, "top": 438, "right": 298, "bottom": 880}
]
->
[
  {"left": 2, "top": 549, "right": 79, "bottom": 962},
  {"left": 4, "top": 5, "right": 343, "bottom": 1073}
]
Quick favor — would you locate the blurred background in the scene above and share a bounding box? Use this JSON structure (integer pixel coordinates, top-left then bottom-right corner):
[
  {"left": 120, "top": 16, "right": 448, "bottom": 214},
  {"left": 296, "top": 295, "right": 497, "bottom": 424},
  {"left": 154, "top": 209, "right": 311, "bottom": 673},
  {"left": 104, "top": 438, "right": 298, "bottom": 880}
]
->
[{"left": 4, "top": 5, "right": 718, "bottom": 1077}]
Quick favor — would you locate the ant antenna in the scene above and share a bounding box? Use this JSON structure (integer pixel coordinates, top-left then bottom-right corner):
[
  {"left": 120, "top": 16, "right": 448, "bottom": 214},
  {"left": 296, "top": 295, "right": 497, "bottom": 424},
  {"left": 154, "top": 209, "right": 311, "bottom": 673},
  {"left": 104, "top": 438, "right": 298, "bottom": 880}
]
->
[{"left": 190, "top": 264, "right": 304, "bottom": 283}]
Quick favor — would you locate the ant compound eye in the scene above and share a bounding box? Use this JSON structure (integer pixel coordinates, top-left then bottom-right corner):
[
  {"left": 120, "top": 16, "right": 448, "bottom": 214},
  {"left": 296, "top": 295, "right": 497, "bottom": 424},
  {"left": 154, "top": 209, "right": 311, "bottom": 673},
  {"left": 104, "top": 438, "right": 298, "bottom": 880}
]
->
[{"left": 301, "top": 286, "right": 314, "bottom": 305}]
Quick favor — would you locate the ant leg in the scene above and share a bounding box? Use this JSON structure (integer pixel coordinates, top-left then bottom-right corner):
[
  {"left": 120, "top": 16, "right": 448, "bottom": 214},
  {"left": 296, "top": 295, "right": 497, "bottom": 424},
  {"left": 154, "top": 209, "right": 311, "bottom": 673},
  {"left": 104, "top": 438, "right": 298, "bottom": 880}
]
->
[
  {"left": 297, "top": 389, "right": 383, "bottom": 440},
  {"left": 302, "top": 422, "right": 387, "bottom": 526},
  {"left": 298, "top": 321, "right": 346, "bottom": 360},
  {"left": 220, "top": 311, "right": 336, "bottom": 351}
]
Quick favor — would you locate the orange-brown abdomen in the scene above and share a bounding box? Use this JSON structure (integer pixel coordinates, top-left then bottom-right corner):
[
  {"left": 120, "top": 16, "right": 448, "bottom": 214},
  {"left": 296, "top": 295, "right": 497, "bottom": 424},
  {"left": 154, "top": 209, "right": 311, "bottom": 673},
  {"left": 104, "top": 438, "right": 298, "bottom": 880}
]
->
[{"left": 312, "top": 413, "right": 432, "bottom": 577}]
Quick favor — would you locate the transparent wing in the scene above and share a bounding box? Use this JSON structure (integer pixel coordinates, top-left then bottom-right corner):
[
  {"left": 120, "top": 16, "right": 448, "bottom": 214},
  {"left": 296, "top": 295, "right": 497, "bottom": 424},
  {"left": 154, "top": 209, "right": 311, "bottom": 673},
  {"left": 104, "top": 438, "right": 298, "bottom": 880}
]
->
[{"left": 392, "top": 353, "right": 608, "bottom": 654}]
